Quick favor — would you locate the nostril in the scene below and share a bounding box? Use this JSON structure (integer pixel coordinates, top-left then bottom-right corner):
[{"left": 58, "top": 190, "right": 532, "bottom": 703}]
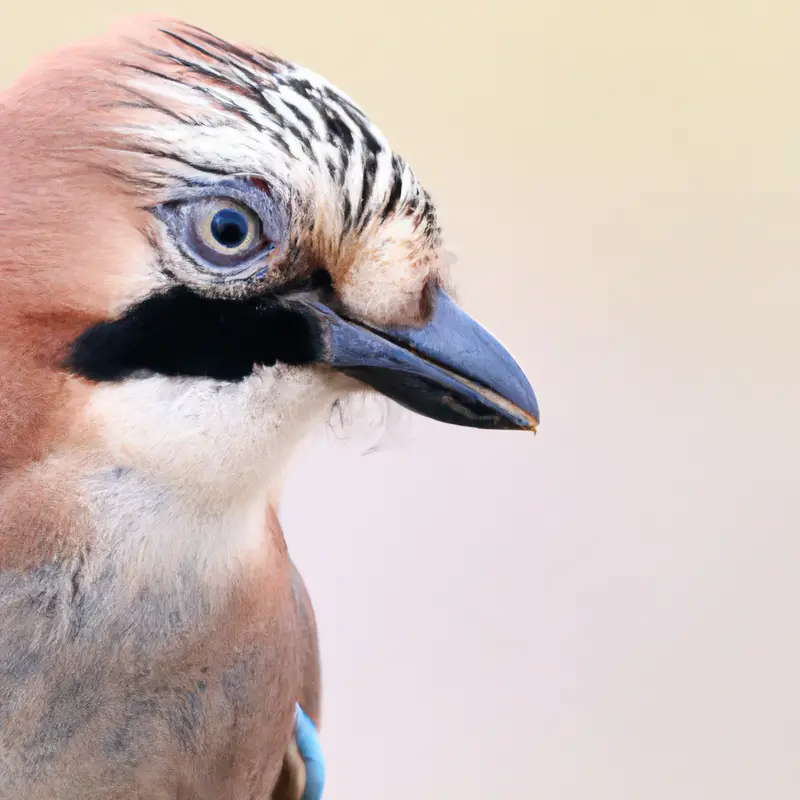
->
[{"left": 419, "top": 277, "right": 440, "bottom": 322}]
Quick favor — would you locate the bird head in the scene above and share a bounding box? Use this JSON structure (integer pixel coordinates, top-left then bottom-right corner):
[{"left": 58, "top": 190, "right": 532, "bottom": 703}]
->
[{"left": 0, "top": 19, "right": 538, "bottom": 505}]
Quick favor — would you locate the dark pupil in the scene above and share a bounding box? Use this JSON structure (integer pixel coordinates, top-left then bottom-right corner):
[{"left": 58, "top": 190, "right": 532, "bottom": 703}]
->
[{"left": 210, "top": 209, "right": 249, "bottom": 248}]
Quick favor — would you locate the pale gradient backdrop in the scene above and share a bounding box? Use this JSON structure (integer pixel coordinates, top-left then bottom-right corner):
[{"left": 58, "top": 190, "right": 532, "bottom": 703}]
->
[{"left": 2, "top": 2, "right": 798, "bottom": 798}]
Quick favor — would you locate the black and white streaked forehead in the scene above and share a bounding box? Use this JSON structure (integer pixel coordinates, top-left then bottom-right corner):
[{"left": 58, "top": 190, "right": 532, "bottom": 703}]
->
[{"left": 112, "top": 24, "right": 439, "bottom": 246}]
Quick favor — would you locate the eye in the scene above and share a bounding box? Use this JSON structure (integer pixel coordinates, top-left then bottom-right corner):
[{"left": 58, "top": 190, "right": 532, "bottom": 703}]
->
[
  {"left": 209, "top": 208, "right": 252, "bottom": 249},
  {"left": 184, "top": 199, "right": 272, "bottom": 270}
]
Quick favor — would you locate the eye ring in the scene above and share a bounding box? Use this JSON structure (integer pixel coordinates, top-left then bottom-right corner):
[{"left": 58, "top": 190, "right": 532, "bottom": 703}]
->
[{"left": 155, "top": 181, "right": 288, "bottom": 278}]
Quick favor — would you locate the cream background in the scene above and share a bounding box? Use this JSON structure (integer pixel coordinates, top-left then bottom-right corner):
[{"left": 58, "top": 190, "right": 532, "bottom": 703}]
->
[{"left": 2, "top": 2, "right": 798, "bottom": 797}]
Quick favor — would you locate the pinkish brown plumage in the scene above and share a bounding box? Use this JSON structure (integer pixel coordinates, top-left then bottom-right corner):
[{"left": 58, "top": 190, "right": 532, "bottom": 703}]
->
[{"left": 0, "top": 16, "right": 537, "bottom": 800}]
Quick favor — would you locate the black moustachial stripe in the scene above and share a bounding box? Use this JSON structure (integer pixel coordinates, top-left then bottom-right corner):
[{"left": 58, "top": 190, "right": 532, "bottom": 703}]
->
[{"left": 64, "top": 286, "right": 324, "bottom": 383}]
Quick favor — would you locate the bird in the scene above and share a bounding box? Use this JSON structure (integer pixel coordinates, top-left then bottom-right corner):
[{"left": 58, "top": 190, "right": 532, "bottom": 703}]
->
[{"left": 0, "top": 16, "right": 539, "bottom": 800}]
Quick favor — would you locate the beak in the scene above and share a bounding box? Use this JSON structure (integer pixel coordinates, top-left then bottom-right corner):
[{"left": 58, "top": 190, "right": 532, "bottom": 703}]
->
[{"left": 299, "top": 287, "right": 539, "bottom": 431}]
